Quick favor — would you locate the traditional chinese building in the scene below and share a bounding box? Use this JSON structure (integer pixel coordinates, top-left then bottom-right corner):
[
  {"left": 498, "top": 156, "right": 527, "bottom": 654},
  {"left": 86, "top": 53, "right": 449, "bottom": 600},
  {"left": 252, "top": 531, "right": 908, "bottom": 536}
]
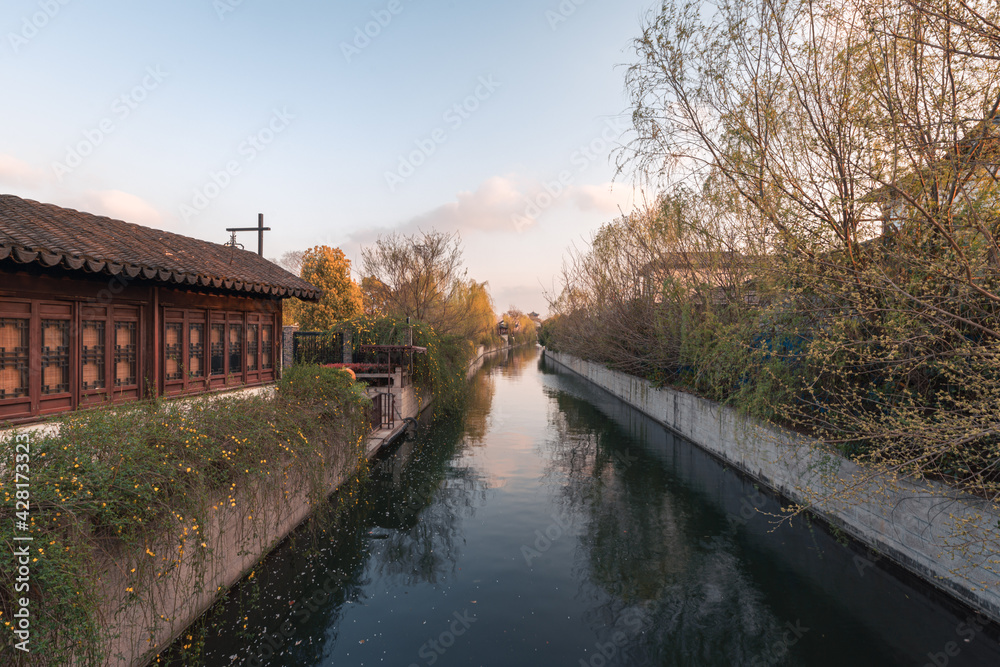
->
[{"left": 0, "top": 194, "right": 320, "bottom": 424}]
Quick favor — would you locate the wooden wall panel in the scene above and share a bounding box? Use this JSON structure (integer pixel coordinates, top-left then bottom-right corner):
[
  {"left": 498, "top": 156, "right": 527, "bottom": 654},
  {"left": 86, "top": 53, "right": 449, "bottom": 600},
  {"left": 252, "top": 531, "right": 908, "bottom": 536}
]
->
[{"left": 1, "top": 266, "right": 288, "bottom": 426}]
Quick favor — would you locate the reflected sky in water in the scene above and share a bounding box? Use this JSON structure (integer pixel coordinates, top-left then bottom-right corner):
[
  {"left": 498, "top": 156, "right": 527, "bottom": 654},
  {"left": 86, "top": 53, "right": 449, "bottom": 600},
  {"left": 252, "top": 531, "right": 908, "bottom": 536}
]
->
[{"left": 160, "top": 347, "right": 1000, "bottom": 666}]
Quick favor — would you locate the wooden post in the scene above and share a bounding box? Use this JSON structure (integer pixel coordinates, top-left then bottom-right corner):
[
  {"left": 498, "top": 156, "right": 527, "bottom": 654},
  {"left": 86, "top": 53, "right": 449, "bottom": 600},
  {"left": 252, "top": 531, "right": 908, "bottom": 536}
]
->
[
  {"left": 258, "top": 214, "right": 265, "bottom": 257},
  {"left": 226, "top": 216, "right": 270, "bottom": 257}
]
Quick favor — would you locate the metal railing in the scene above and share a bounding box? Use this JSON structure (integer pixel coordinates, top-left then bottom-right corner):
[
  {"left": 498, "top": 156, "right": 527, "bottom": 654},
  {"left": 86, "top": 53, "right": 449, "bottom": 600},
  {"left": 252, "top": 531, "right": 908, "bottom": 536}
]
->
[
  {"left": 292, "top": 331, "right": 344, "bottom": 365},
  {"left": 369, "top": 392, "right": 395, "bottom": 431}
]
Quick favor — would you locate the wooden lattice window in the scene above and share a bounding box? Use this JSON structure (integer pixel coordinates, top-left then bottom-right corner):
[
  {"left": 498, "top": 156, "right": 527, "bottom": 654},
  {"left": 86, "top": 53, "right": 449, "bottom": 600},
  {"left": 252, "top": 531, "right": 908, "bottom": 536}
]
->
[
  {"left": 228, "top": 323, "right": 243, "bottom": 375},
  {"left": 246, "top": 323, "right": 259, "bottom": 372},
  {"left": 165, "top": 322, "right": 183, "bottom": 382},
  {"left": 211, "top": 323, "right": 226, "bottom": 376},
  {"left": 114, "top": 322, "right": 137, "bottom": 387},
  {"left": 81, "top": 321, "right": 106, "bottom": 391},
  {"left": 262, "top": 325, "right": 273, "bottom": 370},
  {"left": 41, "top": 320, "right": 70, "bottom": 395},
  {"left": 0, "top": 318, "right": 29, "bottom": 400},
  {"left": 189, "top": 323, "right": 205, "bottom": 379}
]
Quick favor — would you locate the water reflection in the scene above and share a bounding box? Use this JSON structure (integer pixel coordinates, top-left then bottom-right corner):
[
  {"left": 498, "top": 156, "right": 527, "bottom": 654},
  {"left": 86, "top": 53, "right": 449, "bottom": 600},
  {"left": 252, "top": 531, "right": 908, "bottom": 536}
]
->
[
  {"left": 364, "top": 416, "right": 487, "bottom": 587},
  {"left": 461, "top": 362, "right": 495, "bottom": 445},
  {"left": 157, "top": 347, "right": 1000, "bottom": 666},
  {"left": 538, "top": 353, "right": 1000, "bottom": 666},
  {"left": 155, "top": 350, "right": 515, "bottom": 665},
  {"left": 545, "top": 385, "right": 799, "bottom": 666}
]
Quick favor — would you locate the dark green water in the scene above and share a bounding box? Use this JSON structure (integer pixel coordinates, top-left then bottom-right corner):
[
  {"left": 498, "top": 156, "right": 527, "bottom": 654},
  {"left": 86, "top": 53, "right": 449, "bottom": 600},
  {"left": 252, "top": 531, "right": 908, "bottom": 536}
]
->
[{"left": 159, "top": 346, "right": 1000, "bottom": 666}]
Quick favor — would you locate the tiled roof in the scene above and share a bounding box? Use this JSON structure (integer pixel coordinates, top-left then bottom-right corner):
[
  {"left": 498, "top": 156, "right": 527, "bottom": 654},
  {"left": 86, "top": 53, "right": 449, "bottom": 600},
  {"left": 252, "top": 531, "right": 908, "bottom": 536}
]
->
[{"left": 0, "top": 194, "right": 321, "bottom": 301}]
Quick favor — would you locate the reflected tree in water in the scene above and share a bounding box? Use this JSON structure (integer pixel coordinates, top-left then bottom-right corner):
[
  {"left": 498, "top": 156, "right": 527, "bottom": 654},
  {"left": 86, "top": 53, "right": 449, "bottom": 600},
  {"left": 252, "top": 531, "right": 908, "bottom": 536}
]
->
[
  {"left": 158, "top": 387, "right": 496, "bottom": 665},
  {"left": 364, "top": 411, "right": 489, "bottom": 587},
  {"left": 543, "top": 389, "right": 801, "bottom": 666},
  {"left": 462, "top": 371, "right": 496, "bottom": 445}
]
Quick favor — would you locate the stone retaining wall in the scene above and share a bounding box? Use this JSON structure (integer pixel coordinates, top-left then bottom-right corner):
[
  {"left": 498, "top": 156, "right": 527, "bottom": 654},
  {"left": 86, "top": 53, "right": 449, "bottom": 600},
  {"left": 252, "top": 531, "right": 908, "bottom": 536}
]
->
[
  {"left": 544, "top": 350, "right": 1000, "bottom": 624},
  {"left": 466, "top": 345, "right": 509, "bottom": 379},
  {"left": 107, "top": 347, "right": 500, "bottom": 663},
  {"left": 101, "top": 437, "right": 365, "bottom": 664}
]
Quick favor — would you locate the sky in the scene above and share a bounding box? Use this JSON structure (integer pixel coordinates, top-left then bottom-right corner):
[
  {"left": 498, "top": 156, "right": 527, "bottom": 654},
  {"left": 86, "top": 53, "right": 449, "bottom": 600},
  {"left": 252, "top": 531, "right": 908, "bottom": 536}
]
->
[{"left": 0, "top": 0, "right": 657, "bottom": 316}]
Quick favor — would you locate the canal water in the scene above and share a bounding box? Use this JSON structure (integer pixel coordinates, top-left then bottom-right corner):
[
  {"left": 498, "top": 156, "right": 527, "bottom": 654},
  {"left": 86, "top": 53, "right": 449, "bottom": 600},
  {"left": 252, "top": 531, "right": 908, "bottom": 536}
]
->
[{"left": 161, "top": 346, "right": 1000, "bottom": 666}]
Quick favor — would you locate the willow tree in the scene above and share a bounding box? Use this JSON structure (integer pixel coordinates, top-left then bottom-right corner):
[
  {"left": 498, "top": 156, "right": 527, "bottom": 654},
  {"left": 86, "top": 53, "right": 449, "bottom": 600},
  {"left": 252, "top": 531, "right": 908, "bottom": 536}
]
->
[
  {"left": 546, "top": 186, "right": 758, "bottom": 386},
  {"left": 360, "top": 230, "right": 504, "bottom": 348},
  {"left": 501, "top": 307, "right": 539, "bottom": 347},
  {"left": 617, "top": 0, "right": 1000, "bottom": 552},
  {"left": 360, "top": 230, "right": 466, "bottom": 334},
  {"left": 452, "top": 280, "right": 501, "bottom": 346}
]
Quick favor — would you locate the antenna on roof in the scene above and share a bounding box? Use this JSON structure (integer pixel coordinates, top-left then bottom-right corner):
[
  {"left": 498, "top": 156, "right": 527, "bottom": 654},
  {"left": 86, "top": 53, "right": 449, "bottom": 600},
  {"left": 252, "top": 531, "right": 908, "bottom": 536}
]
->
[
  {"left": 224, "top": 230, "right": 244, "bottom": 250},
  {"left": 226, "top": 214, "right": 271, "bottom": 256}
]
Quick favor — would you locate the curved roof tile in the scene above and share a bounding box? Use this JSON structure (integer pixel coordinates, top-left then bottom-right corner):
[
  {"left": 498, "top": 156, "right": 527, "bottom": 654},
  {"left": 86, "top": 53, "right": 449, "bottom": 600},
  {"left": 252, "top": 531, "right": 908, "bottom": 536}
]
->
[{"left": 0, "top": 194, "right": 321, "bottom": 301}]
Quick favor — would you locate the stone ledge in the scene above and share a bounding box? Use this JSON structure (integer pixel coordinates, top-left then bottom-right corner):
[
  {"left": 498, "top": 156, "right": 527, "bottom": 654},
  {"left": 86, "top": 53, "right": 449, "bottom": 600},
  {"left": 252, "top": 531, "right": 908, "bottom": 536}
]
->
[{"left": 544, "top": 349, "right": 1000, "bottom": 624}]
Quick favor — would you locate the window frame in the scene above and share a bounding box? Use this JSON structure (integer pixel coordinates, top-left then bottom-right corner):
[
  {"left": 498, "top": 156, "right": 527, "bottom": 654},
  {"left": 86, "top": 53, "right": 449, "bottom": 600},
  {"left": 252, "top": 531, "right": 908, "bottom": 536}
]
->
[
  {"left": 245, "top": 312, "right": 276, "bottom": 384},
  {"left": 0, "top": 293, "right": 280, "bottom": 424},
  {"left": 0, "top": 300, "right": 31, "bottom": 420},
  {"left": 187, "top": 316, "right": 207, "bottom": 387},
  {"left": 112, "top": 307, "right": 141, "bottom": 401},
  {"left": 79, "top": 304, "right": 111, "bottom": 407},
  {"left": 163, "top": 309, "right": 212, "bottom": 396}
]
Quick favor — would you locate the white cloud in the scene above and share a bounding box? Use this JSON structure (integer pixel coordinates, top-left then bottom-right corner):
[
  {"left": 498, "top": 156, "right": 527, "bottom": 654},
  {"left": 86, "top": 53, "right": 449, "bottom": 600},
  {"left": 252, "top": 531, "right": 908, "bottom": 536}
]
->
[
  {"left": 336, "top": 175, "right": 644, "bottom": 317},
  {"left": 351, "top": 176, "right": 642, "bottom": 246},
  {"left": 569, "top": 182, "right": 638, "bottom": 215},
  {"left": 0, "top": 154, "right": 46, "bottom": 189},
  {"left": 75, "top": 190, "right": 164, "bottom": 228},
  {"left": 408, "top": 175, "right": 529, "bottom": 232},
  {"left": 351, "top": 176, "right": 531, "bottom": 244},
  {"left": 0, "top": 157, "right": 170, "bottom": 235}
]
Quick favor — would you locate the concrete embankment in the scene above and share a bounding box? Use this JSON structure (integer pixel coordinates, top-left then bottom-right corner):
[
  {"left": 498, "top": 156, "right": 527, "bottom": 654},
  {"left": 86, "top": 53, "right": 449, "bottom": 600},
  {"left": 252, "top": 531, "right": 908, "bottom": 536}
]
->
[
  {"left": 466, "top": 344, "right": 510, "bottom": 379},
  {"left": 543, "top": 349, "right": 1000, "bottom": 624},
  {"left": 0, "top": 382, "right": 430, "bottom": 665},
  {"left": 110, "top": 347, "right": 501, "bottom": 664},
  {"left": 100, "top": 381, "right": 432, "bottom": 666}
]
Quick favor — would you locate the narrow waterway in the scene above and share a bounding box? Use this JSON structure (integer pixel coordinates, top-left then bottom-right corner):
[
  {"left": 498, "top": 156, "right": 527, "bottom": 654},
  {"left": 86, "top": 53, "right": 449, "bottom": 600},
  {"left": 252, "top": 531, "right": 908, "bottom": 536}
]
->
[{"left": 161, "top": 346, "right": 1000, "bottom": 666}]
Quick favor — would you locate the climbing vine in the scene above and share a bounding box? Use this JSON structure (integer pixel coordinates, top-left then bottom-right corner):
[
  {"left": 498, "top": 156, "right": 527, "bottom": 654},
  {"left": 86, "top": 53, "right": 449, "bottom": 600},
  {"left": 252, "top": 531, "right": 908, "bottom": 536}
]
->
[{"left": 0, "top": 366, "right": 370, "bottom": 665}]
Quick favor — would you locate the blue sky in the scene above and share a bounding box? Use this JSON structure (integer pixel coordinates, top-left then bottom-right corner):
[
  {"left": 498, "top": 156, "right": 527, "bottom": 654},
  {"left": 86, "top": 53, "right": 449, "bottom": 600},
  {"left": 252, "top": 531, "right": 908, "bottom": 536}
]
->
[{"left": 0, "top": 0, "right": 655, "bottom": 315}]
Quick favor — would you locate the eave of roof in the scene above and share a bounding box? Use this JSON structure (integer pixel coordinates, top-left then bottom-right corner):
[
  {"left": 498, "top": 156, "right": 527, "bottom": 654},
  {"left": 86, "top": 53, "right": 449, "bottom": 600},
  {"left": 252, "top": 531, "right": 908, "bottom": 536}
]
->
[{"left": 0, "top": 194, "right": 322, "bottom": 302}]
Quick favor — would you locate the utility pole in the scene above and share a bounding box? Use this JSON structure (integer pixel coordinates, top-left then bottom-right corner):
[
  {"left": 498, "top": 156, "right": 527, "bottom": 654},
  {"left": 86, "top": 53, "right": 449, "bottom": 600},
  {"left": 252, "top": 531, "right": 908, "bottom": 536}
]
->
[{"left": 226, "top": 214, "right": 271, "bottom": 257}]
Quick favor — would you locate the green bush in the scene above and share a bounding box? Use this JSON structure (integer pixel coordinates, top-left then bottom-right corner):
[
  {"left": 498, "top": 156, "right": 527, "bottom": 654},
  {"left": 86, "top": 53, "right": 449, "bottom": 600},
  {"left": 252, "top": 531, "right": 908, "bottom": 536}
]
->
[
  {"left": 0, "top": 368, "right": 369, "bottom": 665},
  {"left": 331, "top": 315, "right": 478, "bottom": 414}
]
